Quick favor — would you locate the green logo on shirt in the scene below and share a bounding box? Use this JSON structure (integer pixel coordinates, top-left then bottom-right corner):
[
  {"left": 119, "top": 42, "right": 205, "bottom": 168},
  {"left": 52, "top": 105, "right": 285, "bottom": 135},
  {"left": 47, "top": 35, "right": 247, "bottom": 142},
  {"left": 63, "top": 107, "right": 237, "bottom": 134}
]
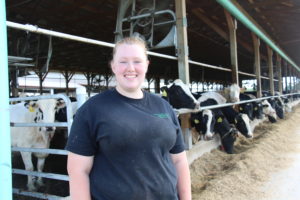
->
[{"left": 153, "top": 113, "right": 170, "bottom": 119}]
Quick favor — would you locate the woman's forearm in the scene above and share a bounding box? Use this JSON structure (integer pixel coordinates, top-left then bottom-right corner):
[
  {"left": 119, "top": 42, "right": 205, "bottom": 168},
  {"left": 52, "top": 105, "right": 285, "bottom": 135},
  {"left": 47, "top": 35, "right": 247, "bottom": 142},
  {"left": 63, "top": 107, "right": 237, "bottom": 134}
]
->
[
  {"left": 171, "top": 152, "right": 192, "bottom": 200},
  {"left": 69, "top": 171, "right": 92, "bottom": 200},
  {"left": 67, "top": 152, "right": 94, "bottom": 200}
]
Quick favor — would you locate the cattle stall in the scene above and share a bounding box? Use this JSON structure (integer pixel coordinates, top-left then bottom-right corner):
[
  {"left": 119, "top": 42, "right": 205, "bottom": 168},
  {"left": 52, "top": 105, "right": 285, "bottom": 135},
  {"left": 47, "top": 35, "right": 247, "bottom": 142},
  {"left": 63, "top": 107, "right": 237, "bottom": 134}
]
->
[
  {"left": 10, "top": 94, "right": 72, "bottom": 199},
  {"left": 2, "top": 0, "right": 300, "bottom": 199}
]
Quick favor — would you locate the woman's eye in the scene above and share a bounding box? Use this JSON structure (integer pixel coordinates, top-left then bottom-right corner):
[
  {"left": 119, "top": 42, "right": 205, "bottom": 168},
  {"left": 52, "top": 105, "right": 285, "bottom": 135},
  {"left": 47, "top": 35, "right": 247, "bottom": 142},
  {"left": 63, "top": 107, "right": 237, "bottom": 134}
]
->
[
  {"left": 120, "top": 61, "right": 127, "bottom": 64},
  {"left": 134, "top": 61, "right": 142, "bottom": 64}
]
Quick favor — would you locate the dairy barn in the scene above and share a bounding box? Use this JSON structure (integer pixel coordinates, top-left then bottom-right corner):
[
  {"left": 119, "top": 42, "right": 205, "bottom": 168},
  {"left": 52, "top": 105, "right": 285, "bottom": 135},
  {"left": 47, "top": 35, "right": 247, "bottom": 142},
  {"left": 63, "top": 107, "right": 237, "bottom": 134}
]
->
[{"left": 1, "top": 0, "right": 300, "bottom": 199}]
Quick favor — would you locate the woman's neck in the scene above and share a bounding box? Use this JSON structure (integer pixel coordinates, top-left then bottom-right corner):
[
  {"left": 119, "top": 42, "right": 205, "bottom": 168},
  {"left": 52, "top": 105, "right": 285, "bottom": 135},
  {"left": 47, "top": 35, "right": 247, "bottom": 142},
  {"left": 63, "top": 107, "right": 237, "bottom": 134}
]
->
[{"left": 115, "top": 86, "right": 144, "bottom": 99}]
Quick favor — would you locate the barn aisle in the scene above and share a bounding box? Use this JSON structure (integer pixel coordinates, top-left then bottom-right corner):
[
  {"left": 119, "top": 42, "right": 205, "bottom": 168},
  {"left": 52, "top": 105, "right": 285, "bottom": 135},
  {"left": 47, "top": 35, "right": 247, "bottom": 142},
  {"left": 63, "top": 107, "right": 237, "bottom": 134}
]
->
[
  {"left": 191, "top": 104, "right": 300, "bottom": 200},
  {"left": 260, "top": 117, "right": 300, "bottom": 200}
]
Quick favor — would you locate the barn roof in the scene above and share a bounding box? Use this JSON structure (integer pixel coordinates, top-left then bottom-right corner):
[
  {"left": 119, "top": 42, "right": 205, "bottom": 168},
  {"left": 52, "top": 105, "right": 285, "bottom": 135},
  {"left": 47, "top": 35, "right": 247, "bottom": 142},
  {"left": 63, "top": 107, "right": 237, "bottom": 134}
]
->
[{"left": 6, "top": 0, "right": 300, "bottom": 84}]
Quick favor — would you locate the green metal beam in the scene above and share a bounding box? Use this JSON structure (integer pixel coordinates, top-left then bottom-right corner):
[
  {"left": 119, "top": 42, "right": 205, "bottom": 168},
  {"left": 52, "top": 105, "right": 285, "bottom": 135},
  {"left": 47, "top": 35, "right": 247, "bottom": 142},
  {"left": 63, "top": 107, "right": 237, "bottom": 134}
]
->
[
  {"left": 0, "top": 0, "right": 12, "bottom": 199},
  {"left": 216, "top": 0, "right": 300, "bottom": 72}
]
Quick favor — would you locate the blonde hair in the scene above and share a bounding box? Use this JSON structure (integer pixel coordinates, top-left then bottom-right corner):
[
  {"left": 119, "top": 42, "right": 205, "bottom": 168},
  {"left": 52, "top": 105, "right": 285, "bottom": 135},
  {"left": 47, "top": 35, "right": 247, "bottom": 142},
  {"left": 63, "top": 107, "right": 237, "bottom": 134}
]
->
[{"left": 112, "top": 36, "right": 148, "bottom": 60}]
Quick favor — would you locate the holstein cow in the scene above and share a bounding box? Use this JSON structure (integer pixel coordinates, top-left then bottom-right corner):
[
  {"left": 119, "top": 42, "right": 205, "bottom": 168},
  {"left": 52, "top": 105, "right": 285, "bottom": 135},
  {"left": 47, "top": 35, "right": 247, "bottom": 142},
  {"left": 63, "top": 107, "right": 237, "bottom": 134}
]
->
[
  {"left": 213, "top": 109, "right": 238, "bottom": 154},
  {"left": 55, "top": 100, "right": 78, "bottom": 122},
  {"left": 262, "top": 91, "right": 284, "bottom": 120},
  {"left": 243, "top": 92, "right": 278, "bottom": 123},
  {"left": 191, "top": 98, "right": 218, "bottom": 140},
  {"left": 221, "top": 106, "right": 253, "bottom": 138},
  {"left": 160, "top": 79, "right": 199, "bottom": 109},
  {"left": 239, "top": 93, "right": 265, "bottom": 120},
  {"left": 218, "top": 83, "right": 240, "bottom": 103},
  {"left": 190, "top": 94, "right": 238, "bottom": 153},
  {"left": 10, "top": 99, "right": 65, "bottom": 191},
  {"left": 195, "top": 92, "right": 252, "bottom": 139},
  {"left": 261, "top": 99, "right": 277, "bottom": 123}
]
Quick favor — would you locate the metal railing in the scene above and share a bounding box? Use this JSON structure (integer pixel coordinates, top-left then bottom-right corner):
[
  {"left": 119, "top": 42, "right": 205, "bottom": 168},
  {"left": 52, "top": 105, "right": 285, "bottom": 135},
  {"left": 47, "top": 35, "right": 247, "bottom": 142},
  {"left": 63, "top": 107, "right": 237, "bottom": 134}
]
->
[
  {"left": 10, "top": 94, "right": 72, "bottom": 199},
  {"left": 175, "top": 92, "right": 300, "bottom": 115},
  {"left": 7, "top": 21, "right": 275, "bottom": 80}
]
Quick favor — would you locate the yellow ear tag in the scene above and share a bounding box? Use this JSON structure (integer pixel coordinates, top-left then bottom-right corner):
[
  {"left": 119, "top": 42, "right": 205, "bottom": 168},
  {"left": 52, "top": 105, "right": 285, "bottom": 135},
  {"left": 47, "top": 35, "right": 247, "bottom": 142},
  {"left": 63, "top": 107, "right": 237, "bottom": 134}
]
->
[
  {"left": 217, "top": 117, "right": 223, "bottom": 123},
  {"left": 254, "top": 107, "right": 258, "bottom": 110},
  {"left": 162, "top": 90, "right": 168, "bottom": 97},
  {"left": 239, "top": 107, "right": 243, "bottom": 111},
  {"left": 194, "top": 119, "right": 200, "bottom": 124},
  {"left": 29, "top": 106, "right": 35, "bottom": 112}
]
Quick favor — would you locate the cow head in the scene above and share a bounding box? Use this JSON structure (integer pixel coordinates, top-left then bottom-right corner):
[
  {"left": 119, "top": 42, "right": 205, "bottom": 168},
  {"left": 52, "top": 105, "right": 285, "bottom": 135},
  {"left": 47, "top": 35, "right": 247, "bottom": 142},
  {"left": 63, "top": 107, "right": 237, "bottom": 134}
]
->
[
  {"left": 214, "top": 113, "right": 237, "bottom": 154},
  {"left": 262, "top": 100, "right": 277, "bottom": 122},
  {"left": 220, "top": 128, "right": 238, "bottom": 154},
  {"left": 234, "top": 113, "right": 253, "bottom": 138},
  {"left": 25, "top": 99, "right": 65, "bottom": 136},
  {"left": 252, "top": 102, "right": 264, "bottom": 119},
  {"left": 227, "top": 84, "right": 240, "bottom": 103},
  {"left": 267, "top": 98, "right": 284, "bottom": 119},
  {"left": 161, "top": 79, "right": 199, "bottom": 109},
  {"left": 238, "top": 103, "right": 254, "bottom": 120},
  {"left": 190, "top": 110, "right": 215, "bottom": 141},
  {"left": 202, "top": 109, "right": 215, "bottom": 140}
]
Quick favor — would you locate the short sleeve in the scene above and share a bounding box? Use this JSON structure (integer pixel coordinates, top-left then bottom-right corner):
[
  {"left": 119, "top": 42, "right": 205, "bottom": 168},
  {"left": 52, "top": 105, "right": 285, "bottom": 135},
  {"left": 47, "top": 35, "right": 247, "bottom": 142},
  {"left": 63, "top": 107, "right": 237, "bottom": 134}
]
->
[
  {"left": 65, "top": 105, "right": 97, "bottom": 156},
  {"left": 168, "top": 105, "right": 186, "bottom": 154}
]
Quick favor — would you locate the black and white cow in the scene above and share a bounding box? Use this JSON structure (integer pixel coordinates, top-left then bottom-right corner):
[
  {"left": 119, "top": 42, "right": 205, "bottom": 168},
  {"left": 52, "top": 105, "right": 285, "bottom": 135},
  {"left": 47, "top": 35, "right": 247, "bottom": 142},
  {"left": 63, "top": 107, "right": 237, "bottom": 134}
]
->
[
  {"left": 213, "top": 109, "right": 238, "bottom": 154},
  {"left": 191, "top": 98, "right": 218, "bottom": 140},
  {"left": 262, "top": 91, "right": 284, "bottom": 120},
  {"left": 221, "top": 106, "right": 253, "bottom": 138},
  {"left": 219, "top": 83, "right": 241, "bottom": 103},
  {"left": 198, "top": 92, "right": 252, "bottom": 138},
  {"left": 239, "top": 93, "right": 265, "bottom": 120},
  {"left": 55, "top": 97, "right": 78, "bottom": 122},
  {"left": 10, "top": 99, "right": 65, "bottom": 191},
  {"left": 161, "top": 79, "right": 199, "bottom": 109}
]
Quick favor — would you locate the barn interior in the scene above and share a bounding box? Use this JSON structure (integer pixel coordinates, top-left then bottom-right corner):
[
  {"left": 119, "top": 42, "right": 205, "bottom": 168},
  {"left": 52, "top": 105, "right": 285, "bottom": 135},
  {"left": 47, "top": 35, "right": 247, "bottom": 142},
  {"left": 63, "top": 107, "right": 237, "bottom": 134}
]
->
[
  {"left": 4, "top": 1, "right": 300, "bottom": 199},
  {"left": 6, "top": 0, "right": 300, "bottom": 94}
]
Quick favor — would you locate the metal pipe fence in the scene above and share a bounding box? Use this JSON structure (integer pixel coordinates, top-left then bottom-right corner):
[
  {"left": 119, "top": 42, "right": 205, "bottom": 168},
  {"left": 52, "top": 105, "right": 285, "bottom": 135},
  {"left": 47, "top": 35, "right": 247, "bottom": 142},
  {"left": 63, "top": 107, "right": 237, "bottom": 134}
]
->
[
  {"left": 7, "top": 21, "right": 274, "bottom": 80},
  {"left": 10, "top": 94, "right": 72, "bottom": 199}
]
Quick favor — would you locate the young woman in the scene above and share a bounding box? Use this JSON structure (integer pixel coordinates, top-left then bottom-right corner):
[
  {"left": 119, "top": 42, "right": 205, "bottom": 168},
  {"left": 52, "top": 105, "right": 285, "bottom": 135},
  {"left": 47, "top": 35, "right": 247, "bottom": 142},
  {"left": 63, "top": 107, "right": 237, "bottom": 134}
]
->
[{"left": 66, "top": 36, "right": 191, "bottom": 200}]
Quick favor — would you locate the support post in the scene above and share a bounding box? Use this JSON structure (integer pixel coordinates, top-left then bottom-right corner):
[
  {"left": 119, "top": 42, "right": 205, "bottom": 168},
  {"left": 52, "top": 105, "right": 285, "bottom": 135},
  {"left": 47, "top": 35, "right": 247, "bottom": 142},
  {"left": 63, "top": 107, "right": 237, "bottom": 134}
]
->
[
  {"left": 62, "top": 70, "right": 74, "bottom": 96},
  {"left": 288, "top": 65, "right": 292, "bottom": 92},
  {"left": 284, "top": 61, "right": 288, "bottom": 92},
  {"left": 267, "top": 46, "right": 274, "bottom": 95},
  {"left": 0, "top": 0, "right": 12, "bottom": 199},
  {"left": 276, "top": 54, "right": 283, "bottom": 94},
  {"left": 224, "top": 10, "right": 239, "bottom": 84},
  {"left": 179, "top": 114, "right": 192, "bottom": 150},
  {"left": 252, "top": 33, "right": 262, "bottom": 97},
  {"left": 155, "top": 77, "right": 160, "bottom": 93},
  {"left": 175, "top": 0, "right": 190, "bottom": 84}
]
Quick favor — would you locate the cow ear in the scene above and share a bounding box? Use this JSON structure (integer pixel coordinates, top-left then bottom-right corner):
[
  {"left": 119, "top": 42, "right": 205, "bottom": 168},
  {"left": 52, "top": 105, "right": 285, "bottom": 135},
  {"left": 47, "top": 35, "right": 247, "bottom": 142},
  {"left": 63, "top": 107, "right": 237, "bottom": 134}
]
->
[
  {"left": 217, "top": 117, "right": 223, "bottom": 123},
  {"left": 56, "top": 99, "right": 66, "bottom": 109},
  {"left": 160, "top": 87, "right": 168, "bottom": 97},
  {"left": 162, "top": 90, "right": 168, "bottom": 97}
]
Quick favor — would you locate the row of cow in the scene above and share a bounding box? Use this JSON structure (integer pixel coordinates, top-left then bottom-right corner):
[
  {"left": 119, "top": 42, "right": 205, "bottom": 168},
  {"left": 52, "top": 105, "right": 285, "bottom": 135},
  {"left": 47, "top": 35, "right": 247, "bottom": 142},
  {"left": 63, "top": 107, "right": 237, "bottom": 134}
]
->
[
  {"left": 9, "top": 80, "right": 299, "bottom": 192},
  {"left": 160, "top": 79, "right": 299, "bottom": 154}
]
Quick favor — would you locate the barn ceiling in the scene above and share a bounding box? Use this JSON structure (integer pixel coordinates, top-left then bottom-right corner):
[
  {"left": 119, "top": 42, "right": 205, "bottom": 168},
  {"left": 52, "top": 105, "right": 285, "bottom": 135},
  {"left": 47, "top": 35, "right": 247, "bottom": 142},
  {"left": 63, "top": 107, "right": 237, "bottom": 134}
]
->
[{"left": 6, "top": 0, "right": 300, "bottom": 85}]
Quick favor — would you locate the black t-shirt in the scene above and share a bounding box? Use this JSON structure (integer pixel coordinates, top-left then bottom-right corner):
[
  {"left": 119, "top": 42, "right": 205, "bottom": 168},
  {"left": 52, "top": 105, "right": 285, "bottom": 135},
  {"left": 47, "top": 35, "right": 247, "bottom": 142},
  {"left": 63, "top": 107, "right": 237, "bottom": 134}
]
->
[{"left": 66, "top": 88, "right": 185, "bottom": 200}]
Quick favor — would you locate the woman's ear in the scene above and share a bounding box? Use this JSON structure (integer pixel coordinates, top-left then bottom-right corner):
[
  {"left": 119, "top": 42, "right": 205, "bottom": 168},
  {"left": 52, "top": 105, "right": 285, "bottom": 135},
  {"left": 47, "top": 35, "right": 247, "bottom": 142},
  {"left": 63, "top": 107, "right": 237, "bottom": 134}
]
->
[
  {"left": 146, "top": 60, "right": 150, "bottom": 72},
  {"left": 110, "top": 60, "right": 116, "bottom": 74}
]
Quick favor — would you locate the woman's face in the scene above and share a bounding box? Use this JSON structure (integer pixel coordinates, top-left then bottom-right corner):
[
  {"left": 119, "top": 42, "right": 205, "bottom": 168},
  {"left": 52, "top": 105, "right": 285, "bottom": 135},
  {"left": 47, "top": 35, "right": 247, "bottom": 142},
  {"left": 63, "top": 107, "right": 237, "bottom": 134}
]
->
[{"left": 111, "top": 43, "right": 149, "bottom": 95}]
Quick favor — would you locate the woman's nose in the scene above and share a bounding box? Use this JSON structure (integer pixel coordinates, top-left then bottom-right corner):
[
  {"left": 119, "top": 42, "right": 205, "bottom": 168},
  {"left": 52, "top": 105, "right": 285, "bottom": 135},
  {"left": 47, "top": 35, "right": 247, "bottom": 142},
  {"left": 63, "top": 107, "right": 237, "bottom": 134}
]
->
[{"left": 126, "top": 62, "right": 135, "bottom": 70}]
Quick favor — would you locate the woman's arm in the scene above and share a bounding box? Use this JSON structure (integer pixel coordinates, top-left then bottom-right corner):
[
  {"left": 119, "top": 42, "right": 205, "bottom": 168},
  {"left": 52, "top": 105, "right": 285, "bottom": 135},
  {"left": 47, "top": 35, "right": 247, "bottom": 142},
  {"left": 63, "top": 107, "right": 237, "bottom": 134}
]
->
[
  {"left": 171, "top": 151, "right": 191, "bottom": 200},
  {"left": 67, "top": 152, "right": 94, "bottom": 200}
]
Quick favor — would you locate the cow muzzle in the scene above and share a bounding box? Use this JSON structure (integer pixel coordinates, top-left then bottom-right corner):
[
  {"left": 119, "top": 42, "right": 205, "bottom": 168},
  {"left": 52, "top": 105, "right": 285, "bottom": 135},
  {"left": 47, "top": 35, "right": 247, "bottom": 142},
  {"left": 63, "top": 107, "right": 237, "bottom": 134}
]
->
[{"left": 46, "top": 127, "right": 54, "bottom": 132}]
